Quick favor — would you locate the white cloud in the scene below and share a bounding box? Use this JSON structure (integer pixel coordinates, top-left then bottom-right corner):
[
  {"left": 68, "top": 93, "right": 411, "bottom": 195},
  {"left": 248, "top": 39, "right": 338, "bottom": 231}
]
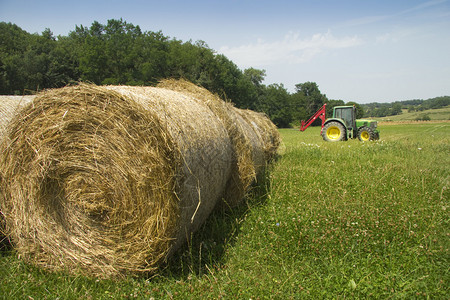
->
[{"left": 219, "top": 31, "right": 362, "bottom": 68}]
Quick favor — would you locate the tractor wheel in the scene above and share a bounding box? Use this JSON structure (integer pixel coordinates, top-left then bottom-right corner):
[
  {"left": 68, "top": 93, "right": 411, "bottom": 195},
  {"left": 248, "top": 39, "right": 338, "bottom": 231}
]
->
[
  {"left": 322, "top": 121, "right": 346, "bottom": 142},
  {"left": 357, "top": 126, "right": 375, "bottom": 141}
]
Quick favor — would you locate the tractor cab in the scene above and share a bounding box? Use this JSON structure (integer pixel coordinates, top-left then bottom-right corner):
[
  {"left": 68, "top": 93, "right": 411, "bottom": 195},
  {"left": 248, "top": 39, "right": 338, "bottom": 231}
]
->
[{"left": 333, "top": 106, "right": 355, "bottom": 136}]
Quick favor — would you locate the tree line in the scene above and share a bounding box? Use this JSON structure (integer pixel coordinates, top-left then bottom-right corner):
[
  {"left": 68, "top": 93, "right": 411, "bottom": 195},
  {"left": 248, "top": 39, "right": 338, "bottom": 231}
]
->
[
  {"left": 1, "top": 19, "right": 447, "bottom": 127},
  {"left": 362, "top": 96, "right": 450, "bottom": 117}
]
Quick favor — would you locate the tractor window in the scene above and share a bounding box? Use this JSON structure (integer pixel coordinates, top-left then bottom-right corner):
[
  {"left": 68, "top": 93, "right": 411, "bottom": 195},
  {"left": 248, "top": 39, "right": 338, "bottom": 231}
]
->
[{"left": 334, "top": 108, "right": 353, "bottom": 128}]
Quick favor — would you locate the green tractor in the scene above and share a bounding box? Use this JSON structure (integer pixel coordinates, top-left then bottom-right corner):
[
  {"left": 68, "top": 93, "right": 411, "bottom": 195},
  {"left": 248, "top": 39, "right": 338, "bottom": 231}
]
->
[{"left": 300, "top": 104, "right": 380, "bottom": 142}]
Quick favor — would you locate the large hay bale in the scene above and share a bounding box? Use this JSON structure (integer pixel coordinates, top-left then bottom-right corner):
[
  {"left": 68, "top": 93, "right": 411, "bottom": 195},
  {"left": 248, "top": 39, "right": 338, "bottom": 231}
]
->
[
  {"left": 0, "top": 80, "right": 280, "bottom": 278},
  {"left": 0, "top": 84, "right": 232, "bottom": 277}
]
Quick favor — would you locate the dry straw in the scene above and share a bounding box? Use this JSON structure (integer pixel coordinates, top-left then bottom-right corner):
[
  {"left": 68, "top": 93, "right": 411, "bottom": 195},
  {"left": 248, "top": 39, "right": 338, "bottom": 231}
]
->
[
  {"left": 0, "top": 81, "right": 279, "bottom": 278},
  {"left": 0, "top": 84, "right": 232, "bottom": 277}
]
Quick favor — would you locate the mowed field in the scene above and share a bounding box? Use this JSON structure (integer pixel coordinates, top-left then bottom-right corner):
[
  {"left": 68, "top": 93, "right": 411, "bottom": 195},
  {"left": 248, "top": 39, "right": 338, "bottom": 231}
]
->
[{"left": 1, "top": 122, "right": 448, "bottom": 299}]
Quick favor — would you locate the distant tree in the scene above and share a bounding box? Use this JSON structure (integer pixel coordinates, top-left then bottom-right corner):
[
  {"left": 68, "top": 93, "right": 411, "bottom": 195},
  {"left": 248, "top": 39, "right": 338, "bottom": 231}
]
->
[
  {"left": 244, "top": 68, "right": 266, "bottom": 86},
  {"left": 242, "top": 68, "right": 266, "bottom": 110},
  {"left": 259, "top": 83, "right": 292, "bottom": 127},
  {"left": 0, "top": 22, "right": 32, "bottom": 93},
  {"left": 391, "top": 103, "right": 402, "bottom": 115},
  {"left": 416, "top": 114, "right": 431, "bottom": 121},
  {"left": 375, "top": 106, "right": 390, "bottom": 117},
  {"left": 425, "top": 96, "right": 450, "bottom": 109},
  {"left": 361, "top": 96, "right": 449, "bottom": 119},
  {"left": 78, "top": 34, "right": 108, "bottom": 84},
  {"left": 289, "top": 91, "right": 308, "bottom": 125},
  {"left": 294, "top": 82, "right": 327, "bottom": 116},
  {"left": 207, "top": 53, "right": 247, "bottom": 106}
]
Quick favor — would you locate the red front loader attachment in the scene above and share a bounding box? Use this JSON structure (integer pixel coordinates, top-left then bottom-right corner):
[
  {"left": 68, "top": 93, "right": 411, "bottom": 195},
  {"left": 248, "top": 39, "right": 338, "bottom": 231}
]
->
[{"left": 300, "top": 104, "right": 327, "bottom": 133}]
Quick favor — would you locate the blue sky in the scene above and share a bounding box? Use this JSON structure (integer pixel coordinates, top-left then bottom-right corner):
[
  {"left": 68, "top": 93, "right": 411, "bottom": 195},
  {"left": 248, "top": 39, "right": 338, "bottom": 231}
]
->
[{"left": 1, "top": 0, "right": 449, "bottom": 103}]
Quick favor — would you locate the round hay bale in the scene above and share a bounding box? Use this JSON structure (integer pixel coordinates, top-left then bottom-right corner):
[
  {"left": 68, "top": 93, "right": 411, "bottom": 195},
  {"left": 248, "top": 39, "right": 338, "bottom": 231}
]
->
[
  {"left": 157, "top": 79, "right": 258, "bottom": 207},
  {"left": 0, "top": 84, "right": 232, "bottom": 278}
]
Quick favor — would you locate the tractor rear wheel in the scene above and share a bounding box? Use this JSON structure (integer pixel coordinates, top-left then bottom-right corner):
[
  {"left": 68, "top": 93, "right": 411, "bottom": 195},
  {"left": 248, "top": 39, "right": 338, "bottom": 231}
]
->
[
  {"left": 357, "top": 126, "right": 375, "bottom": 141},
  {"left": 322, "top": 121, "right": 346, "bottom": 142}
]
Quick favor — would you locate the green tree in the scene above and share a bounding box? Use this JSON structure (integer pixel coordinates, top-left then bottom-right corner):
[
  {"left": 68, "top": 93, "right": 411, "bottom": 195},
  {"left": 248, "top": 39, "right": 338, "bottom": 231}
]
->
[
  {"left": 294, "top": 82, "right": 327, "bottom": 116},
  {"left": 102, "top": 19, "right": 144, "bottom": 84},
  {"left": 243, "top": 68, "right": 266, "bottom": 87},
  {"left": 258, "top": 84, "right": 292, "bottom": 127},
  {"left": 416, "top": 114, "right": 431, "bottom": 121},
  {"left": 0, "top": 22, "right": 32, "bottom": 93},
  {"left": 375, "top": 106, "right": 390, "bottom": 117},
  {"left": 288, "top": 92, "right": 308, "bottom": 125},
  {"left": 167, "top": 39, "right": 218, "bottom": 89},
  {"left": 133, "top": 31, "right": 169, "bottom": 85},
  {"left": 78, "top": 35, "right": 108, "bottom": 84},
  {"left": 47, "top": 35, "right": 80, "bottom": 86},
  {"left": 242, "top": 68, "right": 266, "bottom": 110},
  {"left": 391, "top": 103, "right": 402, "bottom": 115}
]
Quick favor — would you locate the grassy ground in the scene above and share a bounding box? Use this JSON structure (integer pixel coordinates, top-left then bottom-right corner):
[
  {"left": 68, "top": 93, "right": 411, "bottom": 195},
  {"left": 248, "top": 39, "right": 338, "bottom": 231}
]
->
[{"left": 1, "top": 123, "right": 449, "bottom": 299}]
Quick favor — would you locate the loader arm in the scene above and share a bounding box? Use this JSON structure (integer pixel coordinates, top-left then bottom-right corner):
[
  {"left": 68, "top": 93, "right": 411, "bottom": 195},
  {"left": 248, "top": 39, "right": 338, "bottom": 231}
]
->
[{"left": 300, "top": 104, "right": 327, "bottom": 132}]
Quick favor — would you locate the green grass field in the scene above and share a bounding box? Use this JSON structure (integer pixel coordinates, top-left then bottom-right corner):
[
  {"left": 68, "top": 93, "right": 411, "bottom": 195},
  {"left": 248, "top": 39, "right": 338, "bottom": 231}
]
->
[{"left": 1, "top": 122, "right": 449, "bottom": 299}]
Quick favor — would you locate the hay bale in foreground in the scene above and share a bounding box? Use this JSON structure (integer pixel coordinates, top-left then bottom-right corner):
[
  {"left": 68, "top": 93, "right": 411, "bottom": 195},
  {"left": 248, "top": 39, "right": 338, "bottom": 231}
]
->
[
  {"left": 0, "top": 84, "right": 232, "bottom": 277},
  {"left": 0, "top": 81, "right": 280, "bottom": 278}
]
